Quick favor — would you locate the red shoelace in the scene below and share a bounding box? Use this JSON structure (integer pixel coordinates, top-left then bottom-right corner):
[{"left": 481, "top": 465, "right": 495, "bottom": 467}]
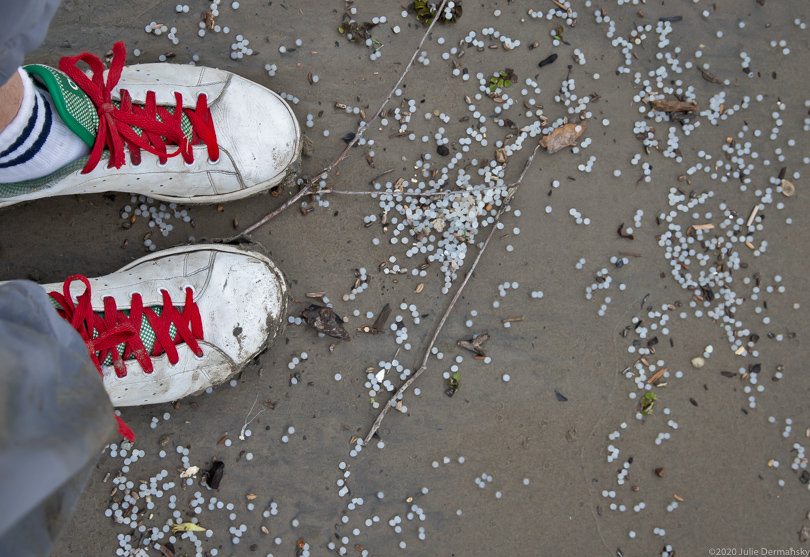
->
[
  {"left": 58, "top": 41, "right": 219, "bottom": 173},
  {"left": 49, "top": 275, "right": 205, "bottom": 441}
]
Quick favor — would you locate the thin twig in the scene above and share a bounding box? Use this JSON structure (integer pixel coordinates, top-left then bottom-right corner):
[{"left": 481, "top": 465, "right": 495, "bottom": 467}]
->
[
  {"left": 363, "top": 144, "right": 542, "bottom": 444},
  {"left": 243, "top": 0, "right": 449, "bottom": 236},
  {"left": 368, "top": 168, "right": 395, "bottom": 185}
]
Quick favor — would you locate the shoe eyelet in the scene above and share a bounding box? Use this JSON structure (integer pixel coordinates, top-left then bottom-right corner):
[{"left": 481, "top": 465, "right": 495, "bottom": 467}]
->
[
  {"left": 128, "top": 290, "right": 143, "bottom": 300},
  {"left": 182, "top": 284, "right": 196, "bottom": 296},
  {"left": 156, "top": 159, "right": 169, "bottom": 168},
  {"left": 184, "top": 160, "right": 195, "bottom": 168},
  {"left": 208, "top": 156, "right": 220, "bottom": 165},
  {"left": 196, "top": 91, "right": 210, "bottom": 101},
  {"left": 193, "top": 350, "right": 206, "bottom": 361}
]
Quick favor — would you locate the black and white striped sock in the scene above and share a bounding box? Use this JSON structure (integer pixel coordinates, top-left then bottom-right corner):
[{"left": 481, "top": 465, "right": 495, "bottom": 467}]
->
[{"left": 0, "top": 68, "right": 90, "bottom": 183}]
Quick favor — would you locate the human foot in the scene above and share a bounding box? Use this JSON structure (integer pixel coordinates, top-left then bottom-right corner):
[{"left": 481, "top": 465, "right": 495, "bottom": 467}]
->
[
  {"left": 0, "top": 42, "right": 301, "bottom": 208},
  {"left": 42, "top": 243, "right": 288, "bottom": 411}
]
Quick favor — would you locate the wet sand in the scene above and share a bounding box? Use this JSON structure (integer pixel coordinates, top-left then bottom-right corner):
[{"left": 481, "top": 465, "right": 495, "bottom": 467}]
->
[{"left": 2, "top": 0, "right": 809, "bottom": 555}]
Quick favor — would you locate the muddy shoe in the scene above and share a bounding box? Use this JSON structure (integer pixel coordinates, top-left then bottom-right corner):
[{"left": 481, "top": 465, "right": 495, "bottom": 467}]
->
[
  {"left": 0, "top": 42, "right": 301, "bottom": 208},
  {"left": 41, "top": 244, "right": 288, "bottom": 409}
]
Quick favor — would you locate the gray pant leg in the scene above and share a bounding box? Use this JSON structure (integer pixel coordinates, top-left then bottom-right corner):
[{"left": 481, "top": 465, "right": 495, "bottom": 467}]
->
[
  {"left": 0, "top": 280, "right": 115, "bottom": 557},
  {"left": 0, "top": 0, "right": 62, "bottom": 86}
]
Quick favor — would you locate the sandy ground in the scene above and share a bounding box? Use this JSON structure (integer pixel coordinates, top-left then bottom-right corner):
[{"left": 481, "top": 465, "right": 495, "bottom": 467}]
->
[{"left": 3, "top": 0, "right": 810, "bottom": 555}]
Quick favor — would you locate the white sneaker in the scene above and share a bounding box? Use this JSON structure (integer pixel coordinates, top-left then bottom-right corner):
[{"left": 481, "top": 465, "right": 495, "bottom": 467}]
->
[
  {"left": 0, "top": 42, "right": 301, "bottom": 208},
  {"left": 41, "top": 243, "right": 288, "bottom": 407}
]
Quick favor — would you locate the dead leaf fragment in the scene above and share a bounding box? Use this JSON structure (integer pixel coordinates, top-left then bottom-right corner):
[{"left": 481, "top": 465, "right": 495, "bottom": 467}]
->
[
  {"left": 801, "top": 526, "right": 810, "bottom": 543},
  {"left": 246, "top": 493, "right": 258, "bottom": 500},
  {"left": 495, "top": 148, "right": 508, "bottom": 164},
  {"left": 698, "top": 66, "right": 722, "bottom": 83},
  {"left": 371, "top": 303, "right": 391, "bottom": 334},
  {"left": 300, "top": 304, "right": 351, "bottom": 341},
  {"left": 261, "top": 526, "right": 269, "bottom": 535},
  {"left": 539, "top": 121, "right": 587, "bottom": 153},
  {"left": 202, "top": 12, "right": 215, "bottom": 30},
  {"left": 172, "top": 522, "right": 207, "bottom": 533},
  {"left": 457, "top": 333, "right": 489, "bottom": 357},
  {"left": 205, "top": 460, "right": 225, "bottom": 489},
  {"left": 781, "top": 179, "right": 795, "bottom": 196},
  {"left": 650, "top": 99, "right": 699, "bottom": 113},
  {"left": 673, "top": 493, "right": 684, "bottom": 502}
]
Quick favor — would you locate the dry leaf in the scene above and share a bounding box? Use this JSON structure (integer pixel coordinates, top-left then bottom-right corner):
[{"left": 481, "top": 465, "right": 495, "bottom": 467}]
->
[
  {"left": 457, "top": 333, "right": 488, "bottom": 357},
  {"left": 673, "top": 493, "right": 684, "bottom": 502},
  {"left": 539, "top": 121, "right": 587, "bottom": 153},
  {"left": 781, "top": 179, "right": 795, "bottom": 196},
  {"left": 698, "top": 67, "right": 722, "bottom": 83},
  {"left": 172, "top": 522, "right": 206, "bottom": 533},
  {"left": 202, "top": 12, "right": 215, "bottom": 30},
  {"left": 246, "top": 494, "right": 257, "bottom": 500},
  {"left": 650, "top": 99, "right": 699, "bottom": 113},
  {"left": 371, "top": 303, "right": 391, "bottom": 335},
  {"left": 300, "top": 305, "right": 351, "bottom": 341},
  {"left": 261, "top": 526, "right": 269, "bottom": 534}
]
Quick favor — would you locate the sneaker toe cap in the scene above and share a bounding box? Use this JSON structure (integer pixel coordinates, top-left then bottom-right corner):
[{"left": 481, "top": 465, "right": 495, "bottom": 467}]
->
[
  {"left": 198, "top": 249, "right": 288, "bottom": 363},
  {"left": 212, "top": 76, "right": 301, "bottom": 186}
]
